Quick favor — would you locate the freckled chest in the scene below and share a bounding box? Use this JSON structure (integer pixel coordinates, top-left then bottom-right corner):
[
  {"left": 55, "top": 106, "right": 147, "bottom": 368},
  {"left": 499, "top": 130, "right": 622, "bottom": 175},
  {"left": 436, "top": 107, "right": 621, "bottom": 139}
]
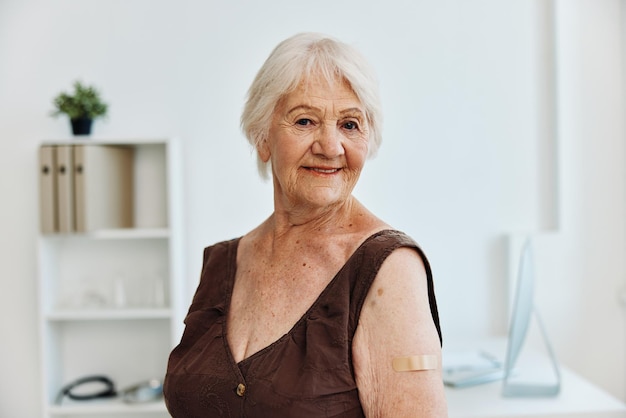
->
[{"left": 226, "top": 239, "right": 353, "bottom": 362}]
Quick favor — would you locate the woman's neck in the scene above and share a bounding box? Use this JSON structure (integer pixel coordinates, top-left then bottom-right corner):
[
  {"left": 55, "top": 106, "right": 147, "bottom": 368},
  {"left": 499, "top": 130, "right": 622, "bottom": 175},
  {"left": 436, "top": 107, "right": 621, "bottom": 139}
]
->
[{"left": 270, "top": 196, "right": 358, "bottom": 235}]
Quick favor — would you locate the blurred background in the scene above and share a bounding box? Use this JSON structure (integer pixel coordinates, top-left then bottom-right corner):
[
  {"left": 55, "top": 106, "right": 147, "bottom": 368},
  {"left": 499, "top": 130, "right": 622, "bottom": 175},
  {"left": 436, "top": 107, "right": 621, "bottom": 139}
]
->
[{"left": 1, "top": 0, "right": 624, "bottom": 416}]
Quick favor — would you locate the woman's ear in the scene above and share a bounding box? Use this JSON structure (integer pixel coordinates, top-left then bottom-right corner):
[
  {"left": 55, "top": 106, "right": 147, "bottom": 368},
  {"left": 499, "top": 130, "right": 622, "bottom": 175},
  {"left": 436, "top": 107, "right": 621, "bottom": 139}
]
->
[{"left": 257, "top": 137, "right": 271, "bottom": 163}]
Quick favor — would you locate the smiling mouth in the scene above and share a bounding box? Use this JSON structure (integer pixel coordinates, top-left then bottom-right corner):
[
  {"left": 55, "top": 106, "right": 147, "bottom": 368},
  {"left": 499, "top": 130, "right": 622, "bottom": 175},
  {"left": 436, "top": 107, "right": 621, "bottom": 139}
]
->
[{"left": 306, "top": 167, "right": 341, "bottom": 174}]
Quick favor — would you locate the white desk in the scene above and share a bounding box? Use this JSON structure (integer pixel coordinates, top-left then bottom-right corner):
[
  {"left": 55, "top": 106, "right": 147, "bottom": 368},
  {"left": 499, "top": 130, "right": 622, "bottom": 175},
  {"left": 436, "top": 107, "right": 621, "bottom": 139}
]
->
[{"left": 445, "top": 340, "right": 626, "bottom": 418}]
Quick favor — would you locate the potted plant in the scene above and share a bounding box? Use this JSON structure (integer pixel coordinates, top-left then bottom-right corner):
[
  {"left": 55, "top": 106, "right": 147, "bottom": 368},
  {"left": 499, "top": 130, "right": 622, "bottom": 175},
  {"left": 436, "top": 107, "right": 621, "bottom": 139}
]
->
[{"left": 51, "top": 81, "right": 108, "bottom": 136}]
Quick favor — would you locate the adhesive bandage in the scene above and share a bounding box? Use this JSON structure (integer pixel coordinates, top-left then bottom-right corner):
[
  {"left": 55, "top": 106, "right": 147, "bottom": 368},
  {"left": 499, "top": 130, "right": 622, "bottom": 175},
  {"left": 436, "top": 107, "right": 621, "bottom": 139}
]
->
[{"left": 392, "top": 355, "right": 438, "bottom": 372}]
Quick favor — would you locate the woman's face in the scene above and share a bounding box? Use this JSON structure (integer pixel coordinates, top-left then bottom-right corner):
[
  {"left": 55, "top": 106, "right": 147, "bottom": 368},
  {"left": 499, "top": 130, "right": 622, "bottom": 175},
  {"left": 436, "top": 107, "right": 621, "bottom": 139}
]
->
[{"left": 260, "top": 74, "right": 370, "bottom": 214}]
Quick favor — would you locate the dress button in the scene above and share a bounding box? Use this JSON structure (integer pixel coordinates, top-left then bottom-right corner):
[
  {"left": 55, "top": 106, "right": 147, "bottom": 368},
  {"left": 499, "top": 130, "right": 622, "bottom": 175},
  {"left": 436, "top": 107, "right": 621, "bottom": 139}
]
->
[{"left": 236, "top": 383, "right": 246, "bottom": 397}]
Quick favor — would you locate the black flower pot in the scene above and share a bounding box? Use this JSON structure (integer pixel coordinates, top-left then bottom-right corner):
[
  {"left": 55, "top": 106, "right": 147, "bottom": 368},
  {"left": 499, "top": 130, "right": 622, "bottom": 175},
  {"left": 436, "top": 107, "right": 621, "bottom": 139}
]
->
[{"left": 71, "top": 117, "right": 93, "bottom": 136}]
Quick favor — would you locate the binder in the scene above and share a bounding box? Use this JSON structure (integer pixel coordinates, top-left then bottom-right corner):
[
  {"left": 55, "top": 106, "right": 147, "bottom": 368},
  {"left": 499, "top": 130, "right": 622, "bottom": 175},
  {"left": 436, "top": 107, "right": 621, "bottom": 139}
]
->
[
  {"left": 73, "top": 145, "right": 134, "bottom": 232},
  {"left": 55, "top": 145, "right": 75, "bottom": 233},
  {"left": 38, "top": 146, "right": 58, "bottom": 234}
]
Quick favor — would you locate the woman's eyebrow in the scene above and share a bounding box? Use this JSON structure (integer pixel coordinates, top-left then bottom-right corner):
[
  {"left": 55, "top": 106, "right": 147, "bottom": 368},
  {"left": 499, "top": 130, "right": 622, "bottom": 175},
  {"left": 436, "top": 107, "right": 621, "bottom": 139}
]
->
[
  {"left": 285, "top": 105, "right": 365, "bottom": 119},
  {"left": 286, "top": 105, "right": 317, "bottom": 117},
  {"left": 340, "top": 107, "right": 365, "bottom": 117}
]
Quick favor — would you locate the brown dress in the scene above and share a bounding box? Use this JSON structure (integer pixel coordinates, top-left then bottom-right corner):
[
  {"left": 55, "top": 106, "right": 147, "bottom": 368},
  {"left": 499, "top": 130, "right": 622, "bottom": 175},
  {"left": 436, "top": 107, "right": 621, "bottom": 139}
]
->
[{"left": 164, "top": 229, "right": 442, "bottom": 418}]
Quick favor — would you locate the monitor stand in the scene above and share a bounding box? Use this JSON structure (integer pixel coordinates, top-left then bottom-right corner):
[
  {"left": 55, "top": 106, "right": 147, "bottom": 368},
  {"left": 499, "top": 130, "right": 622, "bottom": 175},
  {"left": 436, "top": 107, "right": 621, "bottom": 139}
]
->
[{"left": 502, "top": 308, "right": 561, "bottom": 397}]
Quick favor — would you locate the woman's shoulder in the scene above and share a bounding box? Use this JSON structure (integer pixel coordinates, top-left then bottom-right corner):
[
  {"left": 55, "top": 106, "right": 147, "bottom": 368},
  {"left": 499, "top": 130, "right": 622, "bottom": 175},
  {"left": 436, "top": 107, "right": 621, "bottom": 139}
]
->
[
  {"left": 347, "top": 228, "right": 429, "bottom": 298},
  {"left": 357, "top": 229, "right": 426, "bottom": 263},
  {"left": 362, "top": 229, "right": 417, "bottom": 246},
  {"left": 198, "top": 236, "right": 243, "bottom": 280},
  {"left": 202, "top": 236, "right": 241, "bottom": 259}
]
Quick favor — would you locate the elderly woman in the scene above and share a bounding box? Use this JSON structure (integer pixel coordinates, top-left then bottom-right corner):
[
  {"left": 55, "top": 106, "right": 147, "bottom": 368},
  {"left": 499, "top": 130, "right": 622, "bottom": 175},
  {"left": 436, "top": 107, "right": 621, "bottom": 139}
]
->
[{"left": 164, "top": 33, "right": 447, "bottom": 417}]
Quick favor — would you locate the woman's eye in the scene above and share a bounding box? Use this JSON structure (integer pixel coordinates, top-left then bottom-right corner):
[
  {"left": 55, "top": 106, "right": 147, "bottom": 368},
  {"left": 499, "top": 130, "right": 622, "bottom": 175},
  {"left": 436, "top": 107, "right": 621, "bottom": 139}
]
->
[
  {"left": 296, "top": 118, "right": 312, "bottom": 126},
  {"left": 343, "top": 121, "right": 358, "bottom": 130}
]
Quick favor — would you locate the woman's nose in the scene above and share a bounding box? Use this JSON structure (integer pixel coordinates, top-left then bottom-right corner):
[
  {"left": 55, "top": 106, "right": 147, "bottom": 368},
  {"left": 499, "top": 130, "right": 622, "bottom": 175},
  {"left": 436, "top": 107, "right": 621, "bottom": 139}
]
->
[{"left": 312, "top": 125, "right": 345, "bottom": 158}]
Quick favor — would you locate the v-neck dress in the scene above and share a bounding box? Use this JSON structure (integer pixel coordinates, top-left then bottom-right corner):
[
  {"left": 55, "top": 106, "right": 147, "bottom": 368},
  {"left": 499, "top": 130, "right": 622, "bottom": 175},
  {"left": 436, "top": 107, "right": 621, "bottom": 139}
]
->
[{"left": 163, "top": 229, "right": 442, "bottom": 418}]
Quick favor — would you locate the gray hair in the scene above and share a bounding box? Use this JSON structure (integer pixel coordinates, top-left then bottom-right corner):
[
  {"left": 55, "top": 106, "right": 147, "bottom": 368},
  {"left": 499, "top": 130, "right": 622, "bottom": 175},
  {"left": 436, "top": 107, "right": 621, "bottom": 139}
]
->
[{"left": 241, "top": 32, "right": 383, "bottom": 179}]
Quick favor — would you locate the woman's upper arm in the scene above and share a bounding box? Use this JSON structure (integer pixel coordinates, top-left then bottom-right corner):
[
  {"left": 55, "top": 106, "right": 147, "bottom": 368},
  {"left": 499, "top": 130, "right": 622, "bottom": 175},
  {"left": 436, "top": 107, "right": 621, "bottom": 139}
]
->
[{"left": 352, "top": 247, "right": 448, "bottom": 418}]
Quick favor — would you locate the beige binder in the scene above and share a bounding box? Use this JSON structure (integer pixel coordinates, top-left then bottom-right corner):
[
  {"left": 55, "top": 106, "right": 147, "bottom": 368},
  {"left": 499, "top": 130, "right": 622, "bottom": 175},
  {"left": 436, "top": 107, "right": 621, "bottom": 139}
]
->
[
  {"left": 55, "top": 145, "right": 75, "bottom": 233},
  {"left": 73, "top": 145, "right": 134, "bottom": 232},
  {"left": 38, "top": 146, "right": 58, "bottom": 234}
]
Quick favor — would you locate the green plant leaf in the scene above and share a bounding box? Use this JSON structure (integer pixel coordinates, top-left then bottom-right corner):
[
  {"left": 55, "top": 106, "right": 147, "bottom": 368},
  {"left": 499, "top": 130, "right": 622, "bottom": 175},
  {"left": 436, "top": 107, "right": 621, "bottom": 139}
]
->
[{"left": 51, "top": 80, "right": 108, "bottom": 120}]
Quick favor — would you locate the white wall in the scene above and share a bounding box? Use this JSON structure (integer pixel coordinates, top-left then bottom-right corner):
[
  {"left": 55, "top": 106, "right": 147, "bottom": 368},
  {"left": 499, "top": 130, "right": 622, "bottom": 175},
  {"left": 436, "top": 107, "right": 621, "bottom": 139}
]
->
[
  {"left": 533, "top": 0, "right": 626, "bottom": 401},
  {"left": 0, "top": 0, "right": 623, "bottom": 416}
]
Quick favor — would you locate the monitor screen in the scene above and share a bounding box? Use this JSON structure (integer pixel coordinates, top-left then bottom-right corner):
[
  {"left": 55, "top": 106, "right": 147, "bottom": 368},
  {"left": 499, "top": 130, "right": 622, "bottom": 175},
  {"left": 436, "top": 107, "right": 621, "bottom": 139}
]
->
[{"left": 502, "top": 238, "right": 561, "bottom": 397}]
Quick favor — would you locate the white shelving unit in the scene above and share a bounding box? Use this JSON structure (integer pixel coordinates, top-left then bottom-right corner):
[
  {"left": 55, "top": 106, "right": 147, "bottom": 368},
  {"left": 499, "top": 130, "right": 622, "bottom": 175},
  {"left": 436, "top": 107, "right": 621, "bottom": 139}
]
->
[{"left": 37, "top": 138, "right": 184, "bottom": 418}]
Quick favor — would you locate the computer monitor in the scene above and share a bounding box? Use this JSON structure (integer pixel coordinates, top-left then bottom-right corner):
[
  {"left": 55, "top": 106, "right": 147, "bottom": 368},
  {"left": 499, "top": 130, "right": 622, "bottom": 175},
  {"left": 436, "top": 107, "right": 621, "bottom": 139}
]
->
[{"left": 501, "top": 238, "right": 561, "bottom": 397}]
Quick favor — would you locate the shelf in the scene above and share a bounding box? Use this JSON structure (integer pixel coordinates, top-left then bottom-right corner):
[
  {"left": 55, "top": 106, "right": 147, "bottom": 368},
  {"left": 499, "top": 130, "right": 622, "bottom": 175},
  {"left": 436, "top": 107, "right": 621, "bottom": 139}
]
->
[
  {"left": 86, "top": 228, "right": 170, "bottom": 240},
  {"left": 43, "top": 228, "right": 170, "bottom": 240},
  {"left": 46, "top": 308, "right": 172, "bottom": 321},
  {"left": 49, "top": 397, "right": 166, "bottom": 415},
  {"left": 37, "top": 137, "right": 184, "bottom": 418},
  {"left": 42, "top": 137, "right": 174, "bottom": 147}
]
